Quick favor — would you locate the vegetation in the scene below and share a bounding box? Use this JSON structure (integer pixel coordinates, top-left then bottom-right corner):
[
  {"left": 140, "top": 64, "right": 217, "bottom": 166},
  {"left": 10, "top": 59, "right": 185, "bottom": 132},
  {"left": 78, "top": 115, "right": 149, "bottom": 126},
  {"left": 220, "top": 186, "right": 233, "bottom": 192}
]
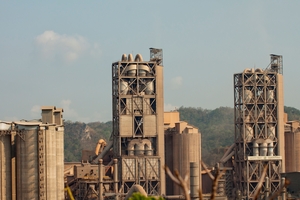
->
[
  {"left": 64, "top": 121, "right": 111, "bottom": 162},
  {"left": 64, "top": 106, "right": 300, "bottom": 165},
  {"left": 129, "top": 193, "right": 163, "bottom": 200}
]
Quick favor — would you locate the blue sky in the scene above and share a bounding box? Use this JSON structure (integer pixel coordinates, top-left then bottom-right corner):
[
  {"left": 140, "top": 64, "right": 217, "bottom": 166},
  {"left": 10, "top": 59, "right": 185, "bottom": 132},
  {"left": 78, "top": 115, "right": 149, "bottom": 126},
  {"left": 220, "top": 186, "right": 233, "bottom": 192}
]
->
[{"left": 1, "top": 1, "right": 300, "bottom": 122}]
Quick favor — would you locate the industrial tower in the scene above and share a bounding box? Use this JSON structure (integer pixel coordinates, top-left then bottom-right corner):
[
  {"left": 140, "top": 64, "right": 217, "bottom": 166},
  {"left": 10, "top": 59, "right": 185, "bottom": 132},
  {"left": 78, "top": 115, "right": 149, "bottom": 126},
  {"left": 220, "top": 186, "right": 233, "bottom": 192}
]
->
[
  {"left": 111, "top": 48, "right": 165, "bottom": 196},
  {"left": 233, "top": 55, "right": 284, "bottom": 199}
]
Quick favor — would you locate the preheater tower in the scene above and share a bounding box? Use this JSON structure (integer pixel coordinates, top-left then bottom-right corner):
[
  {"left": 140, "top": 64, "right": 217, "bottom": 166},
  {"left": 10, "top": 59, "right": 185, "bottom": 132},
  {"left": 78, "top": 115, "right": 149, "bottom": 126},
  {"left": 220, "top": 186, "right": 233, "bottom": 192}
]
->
[
  {"left": 233, "top": 55, "right": 284, "bottom": 199},
  {"left": 111, "top": 48, "right": 165, "bottom": 195}
]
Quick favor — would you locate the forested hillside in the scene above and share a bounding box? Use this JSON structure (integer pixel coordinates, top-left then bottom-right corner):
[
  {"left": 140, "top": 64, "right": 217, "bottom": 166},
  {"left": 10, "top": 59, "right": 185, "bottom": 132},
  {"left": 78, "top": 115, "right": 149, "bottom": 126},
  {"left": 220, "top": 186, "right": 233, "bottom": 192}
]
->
[
  {"left": 64, "top": 106, "right": 300, "bottom": 166},
  {"left": 64, "top": 121, "right": 111, "bottom": 161}
]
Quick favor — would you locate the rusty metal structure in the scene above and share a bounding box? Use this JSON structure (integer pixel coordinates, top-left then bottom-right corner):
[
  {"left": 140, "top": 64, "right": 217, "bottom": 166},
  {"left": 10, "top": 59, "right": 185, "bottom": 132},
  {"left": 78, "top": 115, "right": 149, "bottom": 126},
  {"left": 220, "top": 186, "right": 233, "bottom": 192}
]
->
[
  {"left": 110, "top": 48, "right": 165, "bottom": 196},
  {"left": 0, "top": 106, "right": 64, "bottom": 200},
  {"left": 233, "top": 55, "right": 284, "bottom": 199}
]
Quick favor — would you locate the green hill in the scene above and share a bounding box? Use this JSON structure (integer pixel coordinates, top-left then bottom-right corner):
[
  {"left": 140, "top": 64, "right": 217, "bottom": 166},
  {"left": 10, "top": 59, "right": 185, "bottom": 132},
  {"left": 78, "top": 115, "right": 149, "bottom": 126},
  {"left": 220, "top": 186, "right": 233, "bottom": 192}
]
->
[{"left": 64, "top": 106, "right": 300, "bottom": 166}]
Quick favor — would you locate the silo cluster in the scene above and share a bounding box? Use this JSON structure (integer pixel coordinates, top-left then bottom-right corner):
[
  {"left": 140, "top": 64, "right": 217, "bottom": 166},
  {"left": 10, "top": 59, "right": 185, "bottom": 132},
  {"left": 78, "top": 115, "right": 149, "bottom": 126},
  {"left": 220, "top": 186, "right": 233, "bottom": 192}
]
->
[{"left": 0, "top": 106, "right": 64, "bottom": 199}]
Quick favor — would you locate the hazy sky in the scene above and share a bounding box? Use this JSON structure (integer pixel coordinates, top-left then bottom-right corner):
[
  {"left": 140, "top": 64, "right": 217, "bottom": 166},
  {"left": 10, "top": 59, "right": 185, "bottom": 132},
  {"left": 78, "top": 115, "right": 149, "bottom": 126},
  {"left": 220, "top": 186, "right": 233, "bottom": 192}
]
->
[{"left": 1, "top": 1, "right": 300, "bottom": 122}]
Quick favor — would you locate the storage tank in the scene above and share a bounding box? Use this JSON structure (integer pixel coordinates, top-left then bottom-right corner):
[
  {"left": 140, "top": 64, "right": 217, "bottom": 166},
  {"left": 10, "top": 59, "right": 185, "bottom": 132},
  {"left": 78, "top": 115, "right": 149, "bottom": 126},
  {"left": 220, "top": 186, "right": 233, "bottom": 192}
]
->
[
  {"left": 285, "top": 126, "right": 300, "bottom": 172},
  {"left": 172, "top": 131, "right": 201, "bottom": 195},
  {"left": 0, "top": 122, "right": 12, "bottom": 200}
]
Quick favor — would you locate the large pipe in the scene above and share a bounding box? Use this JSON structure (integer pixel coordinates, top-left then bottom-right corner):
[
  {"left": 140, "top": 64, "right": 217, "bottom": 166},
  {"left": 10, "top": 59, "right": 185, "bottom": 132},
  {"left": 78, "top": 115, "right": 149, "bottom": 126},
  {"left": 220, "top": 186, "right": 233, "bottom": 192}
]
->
[
  {"left": 98, "top": 159, "right": 103, "bottom": 200},
  {"left": 164, "top": 195, "right": 185, "bottom": 199},
  {"left": 113, "top": 159, "right": 118, "bottom": 194},
  {"left": 143, "top": 139, "right": 152, "bottom": 155},
  {"left": 220, "top": 151, "right": 235, "bottom": 164},
  {"left": 121, "top": 54, "right": 127, "bottom": 61},
  {"left": 128, "top": 54, "right": 134, "bottom": 62},
  {"left": 135, "top": 54, "right": 143, "bottom": 62},
  {"left": 98, "top": 140, "right": 113, "bottom": 159},
  {"left": 264, "top": 177, "right": 269, "bottom": 200},
  {"left": 219, "top": 144, "right": 235, "bottom": 162},
  {"left": 124, "top": 185, "right": 147, "bottom": 200},
  {"left": 95, "top": 139, "right": 107, "bottom": 156},
  {"left": 190, "top": 162, "right": 199, "bottom": 200},
  {"left": 281, "top": 177, "right": 286, "bottom": 200}
]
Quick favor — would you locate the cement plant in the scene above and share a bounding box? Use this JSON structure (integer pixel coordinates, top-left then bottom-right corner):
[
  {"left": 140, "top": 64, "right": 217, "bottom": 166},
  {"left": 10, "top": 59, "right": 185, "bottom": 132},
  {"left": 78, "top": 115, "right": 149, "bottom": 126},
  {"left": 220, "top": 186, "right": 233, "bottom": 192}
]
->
[{"left": 1, "top": 49, "right": 300, "bottom": 200}]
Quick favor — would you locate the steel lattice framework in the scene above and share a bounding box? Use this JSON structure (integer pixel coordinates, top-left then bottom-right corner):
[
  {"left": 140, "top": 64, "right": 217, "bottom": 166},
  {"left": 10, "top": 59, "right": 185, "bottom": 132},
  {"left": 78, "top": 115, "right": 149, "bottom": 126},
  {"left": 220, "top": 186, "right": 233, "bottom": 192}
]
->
[
  {"left": 111, "top": 49, "right": 165, "bottom": 196},
  {"left": 233, "top": 55, "right": 284, "bottom": 199}
]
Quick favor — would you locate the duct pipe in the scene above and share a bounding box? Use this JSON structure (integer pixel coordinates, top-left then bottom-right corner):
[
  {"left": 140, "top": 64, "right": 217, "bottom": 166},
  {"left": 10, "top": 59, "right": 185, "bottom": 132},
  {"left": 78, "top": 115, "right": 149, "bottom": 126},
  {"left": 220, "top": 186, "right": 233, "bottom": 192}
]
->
[
  {"left": 220, "top": 151, "right": 235, "bottom": 164},
  {"left": 124, "top": 185, "right": 147, "bottom": 200},
  {"left": 95, "top": 139, "right": 107, "bottom": 156},
  {"left": 135, "top": 54, "right": 143, "bottom": 62},
  {"left": 98, "top": 159, "right": 103, "bottom": 200},
  {"left": 264, "top": 177, "right": 269, "bottom": 200},
  {"left": 128, "top": 54, "right": 134, "bottom": 62},
  {"left": 190, "top": 162, "right": 199, "bottom": 200},
  {"left": 113, "top": 159, "right": 118, "bottom": 195},
  {"left": 143, "top": 139, "right": 152, "bottom": 155},
  {"left": 281, "top": 177, "right": 286, "bottom": 200},
  {"left": 121, "top": 54, "right": 127, "bottom": 61},
  {"left": 219, "top": 144, "right": 235, "bottom": 162},
  {"left": 98, "top": 140, "right": 113, "bottom": 159},
  {"left": 164, "top": 195, "right": 185, "bottom": 199}
]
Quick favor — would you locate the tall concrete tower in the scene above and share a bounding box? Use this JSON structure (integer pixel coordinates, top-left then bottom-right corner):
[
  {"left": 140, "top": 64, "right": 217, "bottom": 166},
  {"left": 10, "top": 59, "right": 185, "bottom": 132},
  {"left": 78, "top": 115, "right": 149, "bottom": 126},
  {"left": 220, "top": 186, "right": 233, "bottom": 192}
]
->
[
  {"left": 233, "top": 55, "right": 284, "bottom": 199},
  {"left": 111, "top": 48, "right": 165, "bottom": 196}
]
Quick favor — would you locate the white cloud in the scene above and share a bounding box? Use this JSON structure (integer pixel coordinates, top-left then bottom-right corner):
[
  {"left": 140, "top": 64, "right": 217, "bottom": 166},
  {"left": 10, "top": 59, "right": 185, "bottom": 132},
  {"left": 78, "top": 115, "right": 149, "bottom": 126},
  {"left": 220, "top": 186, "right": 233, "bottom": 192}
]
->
[
  {"left": 170, "top": 76, "right": 183, "bottom": 89},
  {"left": 60, "top": 99, "right": 79, "bottom": 120},
  {"left": 30, "top": 105, "right": 41, "bottom": 119},
  {"left": 34, "top": 30, "right": 96, "bottom": 63},
  {"left": 164, "top": 103, "right": 178, "bottom": 112}
]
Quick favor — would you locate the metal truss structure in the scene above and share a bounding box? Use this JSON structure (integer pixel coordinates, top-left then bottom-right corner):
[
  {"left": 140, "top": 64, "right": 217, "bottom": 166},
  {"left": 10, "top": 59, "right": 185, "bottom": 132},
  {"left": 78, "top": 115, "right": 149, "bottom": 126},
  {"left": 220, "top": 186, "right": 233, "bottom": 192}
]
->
[
  {"left": 111, "top": 49, "right": 165, "bottom": 196},
  {"left": 233, "top": 55, "right": 284, "bottom": 199}
]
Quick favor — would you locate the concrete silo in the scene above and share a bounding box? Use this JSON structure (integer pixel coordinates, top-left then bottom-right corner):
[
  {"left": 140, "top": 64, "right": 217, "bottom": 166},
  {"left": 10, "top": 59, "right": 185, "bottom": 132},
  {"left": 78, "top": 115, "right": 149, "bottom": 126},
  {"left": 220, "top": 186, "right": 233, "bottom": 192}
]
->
[
  {"left": 0, "top": 106, "right": 64, "bottom": 200},
  {"left": 284, "top": 121, "right": 300, "bottom": 172},
  {"left": 0, "top": 122, "right": 12, "bottom": 200},
  {"left": 164, "top": 111, "right": 202, "bottom": 197}
]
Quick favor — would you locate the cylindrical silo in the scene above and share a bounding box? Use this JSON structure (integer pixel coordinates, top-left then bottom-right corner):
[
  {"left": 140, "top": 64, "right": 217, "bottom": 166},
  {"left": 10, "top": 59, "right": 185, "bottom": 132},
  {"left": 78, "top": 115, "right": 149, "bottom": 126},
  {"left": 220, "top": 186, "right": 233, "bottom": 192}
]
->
[
  {"left": 56, "top": 126, "right": 64, "bottom": 200},
  {"left": 45, "top": 125, "right": 57, "bottom": 199},
  {"left": 16, "top": 124, "right": 39, "bottom": 200},
  {"left": 173, "top": 132, "right": 201, "bottom": 195},
  {"left": 285, "top": 130, "right": 300, "bottom": 172},
  {"left": 0, "top": 122, "right": 12, "bottom": 200}
]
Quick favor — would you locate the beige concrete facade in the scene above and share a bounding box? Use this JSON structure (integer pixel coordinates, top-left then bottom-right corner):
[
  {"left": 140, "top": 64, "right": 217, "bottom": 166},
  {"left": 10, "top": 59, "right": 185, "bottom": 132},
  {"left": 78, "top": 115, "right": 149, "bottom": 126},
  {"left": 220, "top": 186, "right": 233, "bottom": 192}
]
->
[
  {"left": 284, "top": 121, "right": 300, "bottom": 172},
  {"left": 164, "top": 111, "right": 202, "bottom": 196},
  {"left": 0, "top": 106, "right": 64, "bottom": 200}
]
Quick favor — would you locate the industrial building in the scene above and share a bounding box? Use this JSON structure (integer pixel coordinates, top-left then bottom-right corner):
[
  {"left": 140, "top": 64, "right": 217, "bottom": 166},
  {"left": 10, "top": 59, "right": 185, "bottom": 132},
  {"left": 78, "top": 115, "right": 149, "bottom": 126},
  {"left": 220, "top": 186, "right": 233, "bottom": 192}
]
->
[
  {"left": 164, "top": 111, "right": 202, "bottom": 198},
  {"left": 64, "top": 49, "right": 203, "bottom": 199},
  {"left": 0, "top": 106, "right": 64, "bottom": 200},
  {"left": 2, "top": 50, "right": 300, "bottom": 199},
  {"left": 231, "top": 55, "right": 284, "bottom": 199}
]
